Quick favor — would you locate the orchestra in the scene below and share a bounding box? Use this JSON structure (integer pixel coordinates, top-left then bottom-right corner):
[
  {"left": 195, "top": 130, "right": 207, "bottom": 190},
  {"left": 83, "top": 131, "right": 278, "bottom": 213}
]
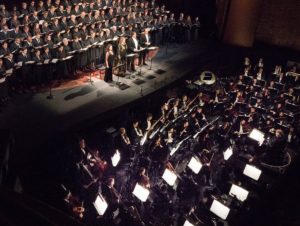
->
[
  {"left": 5, "top": 0, "right": 291, "bottom": 224},
  {"left": 63, "top": 56, "right": 300, "bottom": 225}
]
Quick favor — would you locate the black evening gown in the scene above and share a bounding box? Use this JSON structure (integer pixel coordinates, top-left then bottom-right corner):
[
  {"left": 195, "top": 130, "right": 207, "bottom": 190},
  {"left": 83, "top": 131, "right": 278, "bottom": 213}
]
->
[{"left": 104, "top": 53, "right": 114, "bottom": 83}]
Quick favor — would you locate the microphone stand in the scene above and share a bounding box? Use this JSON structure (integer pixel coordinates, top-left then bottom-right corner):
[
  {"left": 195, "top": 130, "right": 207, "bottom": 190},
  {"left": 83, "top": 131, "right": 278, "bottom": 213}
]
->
[{"left": 47, "top": 81, "right": 53, "bottom": 99}]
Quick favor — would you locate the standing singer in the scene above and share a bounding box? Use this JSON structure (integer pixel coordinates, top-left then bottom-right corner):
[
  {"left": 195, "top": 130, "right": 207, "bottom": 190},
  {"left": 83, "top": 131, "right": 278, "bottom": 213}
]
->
[{"left": 104, "top": 44, "right": 114, "bottom": 83}]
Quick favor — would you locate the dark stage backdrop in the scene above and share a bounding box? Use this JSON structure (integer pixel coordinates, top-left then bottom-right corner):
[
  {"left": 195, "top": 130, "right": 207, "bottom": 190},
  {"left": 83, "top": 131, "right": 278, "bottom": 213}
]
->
[{"left": 255, "top": 0, "right": 300, "bottom": 51}]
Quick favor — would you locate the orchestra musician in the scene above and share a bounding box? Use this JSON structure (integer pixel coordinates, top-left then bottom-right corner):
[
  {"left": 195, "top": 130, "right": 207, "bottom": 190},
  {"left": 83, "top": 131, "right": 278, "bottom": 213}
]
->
[
  {"left": 150, "top": 135, "right": 169, "bottom": 168},
  {"left": 130, "top": 120, "right": 144, "bottom": 145},
  {"left": 102, "top": 177, "right": 122, "bottom": 217},
  {"left": 178, "top": 120, "right": 190, "bottom": 138},
  {"left": 196, "top": 106, "right": 207, "bottom": 126},
  {"left": 143, "top": 113, "right": 153, "bottom": 132},
  {"left": 189, "top": 110, "right": 200, "bottom": 131},
  {"left": 136, "top": 167, "right": 150, "bottom": 188},
  {"left": 63, "top": 190, "right": 85, "bottom": 220},
  {"left": 171, "top": 98, "right": 180, "bottom": 119},
  {"left": 199, "top": 149, "right": 214, "bottom": 186},
  {"left": 233, "top": 118, "right": 251, "bottom": 146},
  {"left": 117, "top": 127, "right": 131, "bottom": 148},
  {"left": 165, "top": 127, "right": 175, "bottom": 145}
]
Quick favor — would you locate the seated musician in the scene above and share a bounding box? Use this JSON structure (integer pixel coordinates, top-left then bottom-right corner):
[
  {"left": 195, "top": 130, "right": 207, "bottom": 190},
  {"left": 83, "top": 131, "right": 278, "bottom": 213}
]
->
[
  {"left": 194, "top": 132, "right": 214, "bottom": 153},
  {"left": 151, "top": 136, "right": 169, "bottom": 167},
  {"left": 234, "top": 90, "right": 244, "bottom": 104},
  {"left": 178, "top": 120, "right": 190, "bottom": 138},
  {"left": 233, "top": 118, "right": 251, "bottom": 145},
  {"left": 198, "top": 92, "right": 208, "bottom": 107},
  {"left": 276, "top": 72, "right": 286, "bottom": 84},
  {"left": 189, "top": 110, "right": 200, "bottom": 131},
  {"left": 136, "top": 167, "right": 151, "bottom": 188},
  {"left": 237, "top": 75, "right": 244, "bottom": 85},
  {"left": 247, "top": 107, "right": 258, "bottom": 126},
  {"left": 88, "top": 149, "right": 108, "bottom": 179},
  {"left": 196, "top": 106, "right": 207, "bottom": 126},
  {"left": 63, "top": 190, "right": 85, "bottom": 220},
  {"left": 102, "top": 177, "right": 121, "bottom": 217},
  {"left": 199, "top": 149, "right": 213, "bottom": 186},
  {"left": 244, "top": 57, "right": 251, "bottom": 68},
  {"left": 76, "top": 138, "right": 95, "bottom": 165},
  {"left": 130, "top": 120, "right": 144, "bottom": 145},
  {"left": 160, "top": 101, "right": 169, "bottom": 121},
  {"left": 143, "top": 113, "right": 153, "bottom": 132},
  {"left": 117, "top": 127, "right": 131, "bottom": 148},
  {"left": 165, "top": 127, "right": 175, "bottom": 145},
  {"left": 180, "top": 94, "right": 189, "bottom": 110},
  {"left": 210, "top": 89, "right": 224, "bottom": 104},
  {"left": 171, "top": 98, "right": 180, "bottom": 119},
  {"left": 256, "top": 67, "right": 264, "bottom": 80}
]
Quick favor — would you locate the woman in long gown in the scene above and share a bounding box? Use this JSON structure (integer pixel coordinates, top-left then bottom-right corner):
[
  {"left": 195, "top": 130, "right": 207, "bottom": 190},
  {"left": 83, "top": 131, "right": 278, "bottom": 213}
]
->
[{"left": 104, "top": 44, "right": 114, "bottom": 83}]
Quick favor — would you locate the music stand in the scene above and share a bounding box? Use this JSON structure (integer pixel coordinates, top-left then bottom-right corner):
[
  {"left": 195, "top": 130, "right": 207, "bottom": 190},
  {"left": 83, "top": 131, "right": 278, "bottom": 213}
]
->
[
  {"left": 132, "top": 183, "right": 150, "bottom": 202},
  {"left": 183, "top": 220, "right": 194, "bottom": 226},
  {"left": 243, "top": 164, "right": 262, "bottom": 181},
  {"left": 229, "top": 184, "right": 249, "bottom": 202},
  {"left": 125, "top": 53, "right": 137, "bottom": 79},
  {"left": 87, "top": 71, "right": 94, "bottom": 85},
  {"left": 223, "top": 146, "right": 233, "bottom": 161},
  {"left": 46, "top": 82, "right": 54, "bottom": 99},
  {"left": 209, "top": 199, "right": 230, "bottom": 220},
  {"left": 111, "top": 150, "right": 121, "bottom": 167},
  {"left": 248, "top": 128, "right": 265, "bottom": 146},
  {"left": 187, "top": 156, "right": 203, "bottom": 174},
  {"left": 93, "top": 194, "right": 108, "bottom": 216},
  {"left": 134, "top": 48, "right": 145, "bottom": 76},
  {"left": 162, "top": 168, "right": 177, "bottom": 186}
]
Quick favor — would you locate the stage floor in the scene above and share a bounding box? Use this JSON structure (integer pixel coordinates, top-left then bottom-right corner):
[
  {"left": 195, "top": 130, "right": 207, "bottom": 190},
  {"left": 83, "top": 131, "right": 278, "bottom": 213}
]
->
[{"left": 0, "top": 40, "right": 213, "bottom": 153}]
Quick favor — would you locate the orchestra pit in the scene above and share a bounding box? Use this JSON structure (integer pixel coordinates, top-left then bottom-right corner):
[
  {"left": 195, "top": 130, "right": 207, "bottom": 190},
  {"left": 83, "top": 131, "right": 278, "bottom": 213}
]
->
[{"left": 0, "top": 0, "right": 300, "bottom": 226}]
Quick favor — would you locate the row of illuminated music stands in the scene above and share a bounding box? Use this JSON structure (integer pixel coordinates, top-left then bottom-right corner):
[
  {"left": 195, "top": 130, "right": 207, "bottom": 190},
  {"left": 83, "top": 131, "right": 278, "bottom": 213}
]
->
[{"left": 93, "top": 128, "right": 266, "bottom": 225}]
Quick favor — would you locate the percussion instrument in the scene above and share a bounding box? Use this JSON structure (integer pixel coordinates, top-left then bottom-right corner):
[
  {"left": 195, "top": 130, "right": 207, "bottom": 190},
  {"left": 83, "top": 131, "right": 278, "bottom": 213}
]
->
[{"left": 200, "top": 71, "right": 217, "bottom": 86}]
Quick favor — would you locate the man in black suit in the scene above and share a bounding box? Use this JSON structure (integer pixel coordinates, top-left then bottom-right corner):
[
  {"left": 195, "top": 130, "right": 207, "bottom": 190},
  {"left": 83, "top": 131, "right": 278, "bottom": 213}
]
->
[
  {"left": 127, "top": 32, "right": 140, "bottom": 71},
  {"left": 139, "top": 28, "right": 151, "bottom": 65}
]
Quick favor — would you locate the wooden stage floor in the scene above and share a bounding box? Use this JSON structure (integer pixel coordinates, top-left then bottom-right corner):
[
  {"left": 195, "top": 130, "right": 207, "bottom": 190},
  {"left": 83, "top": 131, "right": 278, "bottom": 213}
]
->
[{"left": 0, "top": 40, "right": 213, "bottom": 153}]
